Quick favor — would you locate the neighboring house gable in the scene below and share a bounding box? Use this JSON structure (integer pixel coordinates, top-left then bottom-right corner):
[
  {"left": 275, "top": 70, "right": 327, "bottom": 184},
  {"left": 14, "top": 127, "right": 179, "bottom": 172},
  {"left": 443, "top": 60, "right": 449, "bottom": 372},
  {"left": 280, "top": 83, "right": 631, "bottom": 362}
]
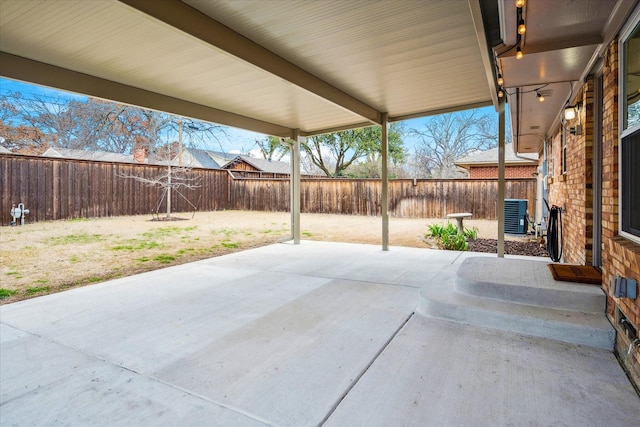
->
[
  {"left": 178, "top": 148, "right": 235, "bottom": 169},
  {"left": 223, "top": 155, "right": 290, "bottom": 175},
  {"left": 454, "top": 143, "right": 538, "bottom": 179}
]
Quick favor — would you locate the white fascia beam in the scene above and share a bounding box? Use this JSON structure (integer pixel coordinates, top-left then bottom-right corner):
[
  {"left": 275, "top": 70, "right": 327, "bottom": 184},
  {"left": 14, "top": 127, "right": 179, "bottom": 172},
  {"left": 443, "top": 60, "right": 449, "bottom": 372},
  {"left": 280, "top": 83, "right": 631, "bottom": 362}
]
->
[
  {"left": 468, "top": 0, "right": 500, "bottom": 109},
  {"left": 0, "top": 52, "right": 293, "bottom": 137},
  {"left": 388, "top": 101, "right": 493, "bottom": 123},
  {"left": 300, "top": 121, "right": 378, "bottom": 138},
  {"left": 119, "top": 0, "right": 381, "bottom": 125}
]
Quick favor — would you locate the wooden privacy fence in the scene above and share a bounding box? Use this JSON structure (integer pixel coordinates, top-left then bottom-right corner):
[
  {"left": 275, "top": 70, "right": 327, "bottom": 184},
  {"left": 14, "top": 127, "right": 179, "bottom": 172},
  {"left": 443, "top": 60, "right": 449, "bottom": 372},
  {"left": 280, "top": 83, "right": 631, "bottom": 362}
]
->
[{"left": 1, "top": 154, "right": 536, "bottom": 226}]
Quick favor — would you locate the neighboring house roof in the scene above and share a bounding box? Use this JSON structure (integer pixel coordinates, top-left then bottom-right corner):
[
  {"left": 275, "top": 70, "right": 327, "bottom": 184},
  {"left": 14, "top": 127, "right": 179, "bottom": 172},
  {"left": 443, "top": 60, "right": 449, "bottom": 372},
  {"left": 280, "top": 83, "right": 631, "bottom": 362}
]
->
[
  {"left": 42, "top": 147, "right": 137, "bottom": 163},
  {"left": 178, "top": 148, "right": 235, "bottom": 169},
  {"left": 224, "top": 155, "right": 290, "bottom": 174},
  {"left": 454, "top": 144, "right": 538, "bottom": 169}
]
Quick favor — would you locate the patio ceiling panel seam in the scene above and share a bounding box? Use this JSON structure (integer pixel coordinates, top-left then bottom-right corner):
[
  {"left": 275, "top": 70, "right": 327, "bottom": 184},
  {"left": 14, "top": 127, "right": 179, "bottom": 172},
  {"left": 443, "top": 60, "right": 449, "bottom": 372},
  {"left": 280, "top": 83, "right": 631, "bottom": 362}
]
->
[{"left": 118, "top": 0, "right": 382, "bottom": 126}]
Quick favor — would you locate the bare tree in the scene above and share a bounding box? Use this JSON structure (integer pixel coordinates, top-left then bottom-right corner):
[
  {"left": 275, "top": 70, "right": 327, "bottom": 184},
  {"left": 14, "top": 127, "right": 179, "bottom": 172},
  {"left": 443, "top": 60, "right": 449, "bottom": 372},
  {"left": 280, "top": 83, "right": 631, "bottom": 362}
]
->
[
  {"left": 409, "top": 110, "right": 499, "bottom": 178},
  {"left": 118, "top": 117, "right": 226, "bottom": 219},
  {"left": 120, "top": 163, "right": 200, "bottom": 220},
  {"left": 1, "top": 91, "right": 112, "bottom": 152}
]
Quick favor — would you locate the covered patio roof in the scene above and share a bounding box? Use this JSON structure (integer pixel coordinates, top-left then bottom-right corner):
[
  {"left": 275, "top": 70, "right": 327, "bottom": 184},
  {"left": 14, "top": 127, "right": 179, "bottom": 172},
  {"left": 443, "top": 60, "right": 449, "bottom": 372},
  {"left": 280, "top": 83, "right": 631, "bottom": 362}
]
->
[
  {"left": 0, "top": 0, "right": 497, "bottom": 138},
  {"left": 1, "top": 1, "right": 637, "bottom": 146},
  {"left": 1, "top": 0, "right": 637, "bottom": 250}
]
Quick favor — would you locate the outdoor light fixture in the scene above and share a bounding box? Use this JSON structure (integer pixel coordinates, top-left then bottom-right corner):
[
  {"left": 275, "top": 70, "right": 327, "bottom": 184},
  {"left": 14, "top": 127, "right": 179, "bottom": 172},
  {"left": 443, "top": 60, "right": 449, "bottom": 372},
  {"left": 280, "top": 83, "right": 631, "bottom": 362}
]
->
[
  {"left": 514, "top": 5, "right": 525, "bottom": 58},
  {"left": 564, "top": 106, "right": 577, "bottom": 121},
  {"left": 518, "top": 19, "right": 526, "bottom": 35},
  {"left": 498, "top": 88, "right": 505, "bottom": 98},
  {"left": 497, "top": 73, "right": 504, "bottom": 86},
  {"left": 536, "top": 91, "right": 545, "bottom": 102},
  {"left": 515, "top": 0, "right": 525, "bottom": 7}
]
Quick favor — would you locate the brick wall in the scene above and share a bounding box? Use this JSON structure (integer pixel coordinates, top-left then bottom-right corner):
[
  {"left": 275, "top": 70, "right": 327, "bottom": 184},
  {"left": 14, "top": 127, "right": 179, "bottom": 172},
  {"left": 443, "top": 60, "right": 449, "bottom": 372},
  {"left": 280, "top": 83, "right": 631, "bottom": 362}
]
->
[
  {"left": 600, "top": 39, "right": 640, "bottom": 385},
  {"left": 546, "top": 79, "right": 595, "bottom": 266},
  {"left": 468, "top": 165, "right": 537, "bottom": 179},
  {"left": 546, "top": 39, "right": 640, "bottom": 386}
]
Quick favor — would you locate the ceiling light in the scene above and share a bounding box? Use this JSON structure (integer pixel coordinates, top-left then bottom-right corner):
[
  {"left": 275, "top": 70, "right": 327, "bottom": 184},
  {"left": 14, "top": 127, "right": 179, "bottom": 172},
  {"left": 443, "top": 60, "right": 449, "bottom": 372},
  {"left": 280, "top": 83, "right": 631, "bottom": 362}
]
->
[
  {"left": 564, "top": 106, "right": 576, "bottom": 121},
  {"left": 498, "top": 88, "right": 505, "bottom": 98},
  {"left": 515, "top": 0, "right": 525, "bottom": 7},
  {"left": 516, "top": 46, "right": 523, "bottom": 59},
  {"left": 497, "top": 73, "right": 504, "bottom": 86},
  {"left": 536, "top": 91, "right": 544, "bottom": 102},
  {"left": 518, "top": 19, "right": 526, "bottom": 34}
]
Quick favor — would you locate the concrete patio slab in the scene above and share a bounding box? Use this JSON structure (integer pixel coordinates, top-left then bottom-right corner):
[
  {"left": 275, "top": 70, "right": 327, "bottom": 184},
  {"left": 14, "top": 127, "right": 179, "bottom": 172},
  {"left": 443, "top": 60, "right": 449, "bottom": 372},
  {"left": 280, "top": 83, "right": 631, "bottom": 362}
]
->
[
  {"left": 0, "top": 324, "right": 267, "bottom": 427},
  {"left": 1, "top": 241, "right": 638, "bottom": 426},
  {"left": 325, "top": 315, "right": 640, "bottom": 427}
]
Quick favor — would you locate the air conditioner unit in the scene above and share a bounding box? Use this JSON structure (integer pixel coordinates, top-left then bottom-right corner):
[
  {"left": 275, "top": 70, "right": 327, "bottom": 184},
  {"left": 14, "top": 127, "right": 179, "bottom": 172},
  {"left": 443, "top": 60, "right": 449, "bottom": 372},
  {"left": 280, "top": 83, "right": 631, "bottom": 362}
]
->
[{"left": 505, "top": 199, "right": 527, "bottom": 234}]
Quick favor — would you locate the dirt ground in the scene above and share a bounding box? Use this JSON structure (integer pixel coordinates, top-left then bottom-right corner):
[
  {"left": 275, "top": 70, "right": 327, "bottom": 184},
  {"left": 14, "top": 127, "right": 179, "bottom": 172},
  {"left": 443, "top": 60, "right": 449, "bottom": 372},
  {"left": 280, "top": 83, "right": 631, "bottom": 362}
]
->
[{"left": 0, "top": 211, "right": 541, "bottom": 304}]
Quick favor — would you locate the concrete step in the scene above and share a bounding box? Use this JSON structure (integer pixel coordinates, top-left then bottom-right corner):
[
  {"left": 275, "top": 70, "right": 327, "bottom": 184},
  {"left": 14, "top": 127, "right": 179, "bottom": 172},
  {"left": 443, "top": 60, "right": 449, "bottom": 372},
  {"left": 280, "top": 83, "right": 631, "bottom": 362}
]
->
[
  {"left": 455, "top": 257, "right": 606, "bottom": 313},
  {"left": 417, "top": 259, "right": 615, "bottom": 350}
]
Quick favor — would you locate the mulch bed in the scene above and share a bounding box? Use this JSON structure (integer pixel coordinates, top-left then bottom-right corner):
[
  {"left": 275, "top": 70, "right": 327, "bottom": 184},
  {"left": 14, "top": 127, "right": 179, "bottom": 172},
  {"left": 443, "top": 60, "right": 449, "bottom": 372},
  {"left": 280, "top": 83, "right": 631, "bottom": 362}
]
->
[{"left": 467, "top": 238, "right": 549, "bottom": 257}]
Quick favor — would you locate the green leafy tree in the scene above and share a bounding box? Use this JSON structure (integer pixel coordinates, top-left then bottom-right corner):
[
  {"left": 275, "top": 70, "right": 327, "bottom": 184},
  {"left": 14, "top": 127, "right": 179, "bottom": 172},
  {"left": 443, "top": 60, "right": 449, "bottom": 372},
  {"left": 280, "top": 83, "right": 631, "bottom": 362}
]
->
[
  {"left": 254, "top": 136, "right": 289, "bottom": 161},
  {"left": 302, "top": 123, "right": 405, "bottom": 177}
]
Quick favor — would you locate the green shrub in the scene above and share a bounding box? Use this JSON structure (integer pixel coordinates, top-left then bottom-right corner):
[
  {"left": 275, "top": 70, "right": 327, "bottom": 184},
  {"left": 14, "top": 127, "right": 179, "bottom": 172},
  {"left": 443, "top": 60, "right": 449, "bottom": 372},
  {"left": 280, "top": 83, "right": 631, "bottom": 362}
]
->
[
  {"left": 426, "top": 222, "right": 477, "bottom": 251},
  {"left": 464, "top": 226, "right": 479, "bottom": 240}
]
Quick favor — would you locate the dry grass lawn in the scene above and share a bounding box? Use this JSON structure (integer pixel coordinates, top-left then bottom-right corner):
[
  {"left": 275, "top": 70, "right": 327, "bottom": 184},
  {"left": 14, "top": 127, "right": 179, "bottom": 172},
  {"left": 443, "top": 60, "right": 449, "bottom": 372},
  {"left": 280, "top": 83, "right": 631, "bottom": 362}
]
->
[{"left": 1, "top": 210, "right": 505, "bottom": 304}]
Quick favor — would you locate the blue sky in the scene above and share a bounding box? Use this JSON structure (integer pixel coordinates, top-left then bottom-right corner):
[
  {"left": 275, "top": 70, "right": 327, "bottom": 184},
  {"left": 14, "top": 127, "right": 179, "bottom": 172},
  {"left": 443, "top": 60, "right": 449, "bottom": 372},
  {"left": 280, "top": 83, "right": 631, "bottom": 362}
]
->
[{"left": 0, "top": 77, "right": 498, "bottom": 154}]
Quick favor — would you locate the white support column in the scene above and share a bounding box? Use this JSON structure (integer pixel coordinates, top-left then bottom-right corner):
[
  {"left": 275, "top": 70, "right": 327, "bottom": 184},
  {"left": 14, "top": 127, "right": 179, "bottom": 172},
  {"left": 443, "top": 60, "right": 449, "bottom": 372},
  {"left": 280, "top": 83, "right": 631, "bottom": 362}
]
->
[
  {"left": 497, "top": 101, "right": 506, "bottom": 257},
  {"left": 290, "top": 130, "right": 301, "bottom": 244},
  {"left": 381, "top": 113, "right": 389, "bottom": 251}
]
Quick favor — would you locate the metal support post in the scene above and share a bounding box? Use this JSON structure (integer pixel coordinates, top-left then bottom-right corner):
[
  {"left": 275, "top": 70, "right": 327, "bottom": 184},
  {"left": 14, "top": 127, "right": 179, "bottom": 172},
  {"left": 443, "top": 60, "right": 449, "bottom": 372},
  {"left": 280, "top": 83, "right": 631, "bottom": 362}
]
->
[
  {"left": 290, "top": 129, "right": 301, "bottom": 244},
  {"left": 497, "top": 100, "right": 506, "bottom": 257},
  {"left": 381, "top": 112, "right": 389, "bottom": 251}
]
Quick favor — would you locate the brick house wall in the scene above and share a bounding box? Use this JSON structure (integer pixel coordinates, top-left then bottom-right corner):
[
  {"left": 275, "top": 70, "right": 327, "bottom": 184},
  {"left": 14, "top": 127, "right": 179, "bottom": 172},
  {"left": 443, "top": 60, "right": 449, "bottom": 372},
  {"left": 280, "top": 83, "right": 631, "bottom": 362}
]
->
[
  {"left": 546, "top": 80, "right": 594, "bottom": 267},
  {"left": 546, "top": 39, "right": 640, "bottom": 387},
  {"left": 601, "top": 39, "right": 640, "bottom": 386},
  {"left": 468, "top": 165, "right": 537, "bottom": 179}
]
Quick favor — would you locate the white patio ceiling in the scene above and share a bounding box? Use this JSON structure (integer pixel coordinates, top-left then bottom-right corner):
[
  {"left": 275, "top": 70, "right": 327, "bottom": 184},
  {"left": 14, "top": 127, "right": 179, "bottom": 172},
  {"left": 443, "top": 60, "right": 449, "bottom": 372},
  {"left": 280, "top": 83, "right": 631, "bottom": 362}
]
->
[{"left": 0, "top": 0, "right": 497, "bottom": 138}]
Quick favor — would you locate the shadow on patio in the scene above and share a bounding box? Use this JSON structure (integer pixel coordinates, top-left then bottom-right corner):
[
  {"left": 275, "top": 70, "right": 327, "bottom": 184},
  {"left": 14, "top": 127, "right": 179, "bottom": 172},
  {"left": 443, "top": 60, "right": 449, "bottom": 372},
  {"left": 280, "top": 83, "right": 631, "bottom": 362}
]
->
[{"left": 1, "top": 241, "right": 639, "bottom": 426}]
